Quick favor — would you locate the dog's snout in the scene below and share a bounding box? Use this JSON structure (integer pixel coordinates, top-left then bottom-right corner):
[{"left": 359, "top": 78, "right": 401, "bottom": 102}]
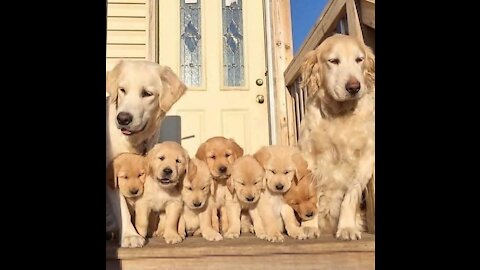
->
[
  {"left": 163, "top": 167, "right": 173, "bottom": 175},
  {"left": 245, "top": 195, "right": 255, "bottom": 202},
  {"left": 345, "top": 79, "right": 361, "bottom": 95},
  {"left": 193, "top": 201, "right": 202, "bottom": 207},
  {"left": 306, "top": 211, "right": 314, "bottom": 218},
  {"left": 219, "top": 166, "right": 227, "bottom": 174},
  {"left": 130, "top": 188, "right": 139, "bottom": 195},
  {"left": 117, "top": 112, "right": 133, "bottom": 125},
  {"left": 275, "top": 183, "right": 284, "bottom": 191}
]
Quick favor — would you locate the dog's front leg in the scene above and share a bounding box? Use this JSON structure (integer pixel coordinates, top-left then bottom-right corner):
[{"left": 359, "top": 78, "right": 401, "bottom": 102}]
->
[
  {"left": 134, "top": 200, "right": 151, "bottom": 239},
  {"left": 107, "top": 187, "right": 145, "bottom": 248},
  {"left": 301, "top": 213, "right": 320, "bottom": 239},
  {"left": 257, "top": 200, "right": 284, "bottom": 243},
  {"left": 281, "top": 205, "right": 306, "bottom": 240},
  {"left": 199, "top": 202, "right": 223, "bottom": 241},
  {"left": 163, "top": 201, "right": 183, "bottom": 244},
  {"left": 248, "top": 208, "right": 266, "bottom": 240},
  {"left": 223, "top": 201, "right": 241, "bottom": 239}
]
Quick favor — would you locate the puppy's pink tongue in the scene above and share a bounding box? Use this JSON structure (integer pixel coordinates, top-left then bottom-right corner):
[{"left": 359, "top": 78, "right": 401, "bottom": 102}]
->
[{"left": 121, "top": 129, "right": 132, "bottom": 135}]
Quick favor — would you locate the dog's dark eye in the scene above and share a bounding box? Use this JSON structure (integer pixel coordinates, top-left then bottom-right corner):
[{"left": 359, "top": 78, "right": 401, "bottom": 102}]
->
[
  {"left": 240, "top": 182, "right": 245, "bottom": 186},
  {"left": 138, "top": 172, "right": 144, "bottom": 177},
  {"left": 159, "top": 156, "right": 165, "bottom": 161},
  {"left": 141, "top": 89, "right": 153, "bottom": 98},
  {"left": 225, "top": 153, "right": 231, "bottom": 158},
  {"left": 124, "top": 176, "right": 128, "bottom": 180},
  {"left": 187, "top": 187, "right": 192, "bottom": 191},
  {"left": 210, "top": 155, "right": 216, "bottom": 160},
  {"left": 176, "top": 159, "right": 181, "bottom": 163},
  {"left": 328, "top": 58, "right": 340, "bottom": 65},
  {"left": 202, "top": 186, "right": 208, "bottom": 190},
  {"left": 119, "top": 88, "right": 126, "bottom": 94},
  {"left": 270, "top": 170, "right": 276, "bottom": 175},
  {"left": 356, "top": 57, "right": 364, "bottom": 63},
  {"left": 284, "top": 171, "right": 290, "bottom": 175}
]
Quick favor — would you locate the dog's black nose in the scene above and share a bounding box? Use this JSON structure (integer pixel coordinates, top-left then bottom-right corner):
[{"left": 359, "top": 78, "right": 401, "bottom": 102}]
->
[
  {"left": 345, "top": 79, "right": 361, "bottom": 95},
  {"left": 219, "top": 166, "right": 227, "bottom": 174},
  {"left": 306, "top": 211, "right": 314, "bottom": 218},
  {"left": 193, "top": 201, "right": 202, "bottom": 207},
  {"left": 130, "top": 188, "right": 139, "bottom": 195},
  {"left": 117, "top": 112, "right": 133, "bottom": 125},
  {"left": 163, "top": 167, "right": 173, "bottom": 175},
  {"left": 275, "top": 184, "right": 284, "bottom": 191},
  {"left": 246, "top": 195, "right": 255, "bottom": 202}
]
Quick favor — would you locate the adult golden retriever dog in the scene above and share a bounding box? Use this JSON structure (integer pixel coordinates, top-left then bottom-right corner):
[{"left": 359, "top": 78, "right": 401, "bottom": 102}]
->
[
  {"left": 106, "top": 60, "right": 187, "bottom": 247},
  {"left": 298, "top": 34, "right": 374, "bottom": 240}
]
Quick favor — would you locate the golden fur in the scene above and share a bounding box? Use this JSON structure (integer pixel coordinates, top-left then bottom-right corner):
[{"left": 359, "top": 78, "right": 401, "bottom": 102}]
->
[
  {"left": 253, "top": 145, "right": 309, "bottom": 239},
  {"left": 134, "top": 141, "right": 189, "bottom": 244},
  {"left": 298, "top": 34, "right": 374, "bottom": 240},
  {"left": 106, "top": 60, "right": 187, "bottom": 248},
  {"left": 224, "top": 155, "right": 284, "bottom": 242},
  {"left": 195, "top": 136, "right": 244, "bottom": 234},
  {"left": 178, "top": 158, "right": 223, "bottom": 241}
]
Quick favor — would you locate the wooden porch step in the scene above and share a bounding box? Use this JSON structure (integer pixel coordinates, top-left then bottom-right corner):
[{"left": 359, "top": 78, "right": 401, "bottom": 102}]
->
[{"left": 106, "top": 233, "right": 375, "bottom": 270}]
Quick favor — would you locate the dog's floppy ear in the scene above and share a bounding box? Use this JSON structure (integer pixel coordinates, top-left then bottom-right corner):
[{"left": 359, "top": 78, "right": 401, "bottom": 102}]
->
[
  {"left": 210, "top": 179, "right": 216, "bottom": 195},
  {"left": 292, "top": 152, "right": 308, "bottom": 184},
  {"left": 253, "top": 146, "right": 270, "bottom": 168},
  {"left": 106, "top": 160, "right": 118, "bottom": 189},
  {"left": 229, "top": 138, "right": 244, "bottom": 159},
  {"left": 158, "top": 66, "right": 187, "bottom": 113},
  {"left": 195, "top": 142, "right": 207, "bottom": 161},
  {"left": 300, "top": 50, "right": 322, "bottom": 98},
  {"left": 363, "top": 45, "right": 375, "bottom": 91},
  {"left": 187, "top": 159, "right": 197, "bottom": 181},
  {"left": 146, "top": 144, "right": 160, "bottom": 176},
  {"left": 106, "top": 60, "right": 124, "bottom": 105}
]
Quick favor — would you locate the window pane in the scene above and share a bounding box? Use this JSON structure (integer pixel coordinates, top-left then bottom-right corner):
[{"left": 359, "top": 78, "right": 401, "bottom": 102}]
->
[
  {"left": 222, "top": 0, "right": 244, "bottom": 87},
  {"left": 180, "top": 0, "right": 202, "bottom": 87}
]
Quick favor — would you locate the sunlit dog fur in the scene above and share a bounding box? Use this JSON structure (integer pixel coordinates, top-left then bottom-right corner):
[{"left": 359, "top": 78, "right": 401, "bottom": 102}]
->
[
  {"left": 253, "top": 145, "right": 309, "bottom": 240},
  {"left": 106, "top": 60, "right": 186, "bottom": 248},
  {"left": 134, "top": 142, "right": 188, "bottom": 244},
  {"left": 283, "top": 170, "right": 320, "bottom": 238},
  {"left": 224, "top": 155, "right": 284, "bottom": 242},
  {"left": 298, "top": 34, "right": 374, "bottom": 240},
  {"left": 195, "top": 136, "right": 244, "bottom": 235},
  {"left": 178, "top": 158, "right": 223, "bottom": 241}
]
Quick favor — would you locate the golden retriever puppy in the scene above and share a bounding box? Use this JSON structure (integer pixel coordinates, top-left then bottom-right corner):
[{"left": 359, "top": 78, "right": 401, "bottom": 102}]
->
[
  {"left": 134, "top": 141, "right": 188, "bottom": 244},
  {"left": 283, "top": 171, "right": 320, "bottom": 239},
  {"left": 195, "top": 136, "right": 244, "bottom": 234},
  {"left": 106, "top": 153, "right": 147, "bottom": 217},
  {"left": 224, "top": 155, "right": 284, "bottom": 242},
  {"left": 253, "top": 145, "right": 308, "bottom": 240},
  {"left": 106, "top": 60, "right": 187, "bottom": 248},
  {"left": 178, "top": 158, "right": 223, "bottom": 241},
  {"left": 298, "top": 34, "right": 375, "bottom": 240}
]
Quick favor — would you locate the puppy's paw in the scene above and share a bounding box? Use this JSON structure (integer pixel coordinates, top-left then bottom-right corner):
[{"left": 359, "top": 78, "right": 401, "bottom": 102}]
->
[
  {"left": 241, "top": 224, "right": 255, "bottom": 234},
  {"left": 121, "top": 234, "right": 145, "bottom": 248},
  {"left": 223, "top": 230, "right": 240, "bottom": 239},
  {"left": 288, "top": 228, "right": 307, "bottom": 240},
  {"left": 153, "top": 229, "right": 164, "bottom": 238},
  {"left": 266, "top": 232, "right": 284, "bottom": 243},
  {"left": 163, "top": 231, "right": 183, "bottom": 244},
  {"left": 303, "top": 226, "right": 320, "bottom": 239},
  {"left": 203, "top": 230, "right": 223, "bottom": 241},
  {"left": 336, "top": 227, "right": 361, "bottom": 240}
]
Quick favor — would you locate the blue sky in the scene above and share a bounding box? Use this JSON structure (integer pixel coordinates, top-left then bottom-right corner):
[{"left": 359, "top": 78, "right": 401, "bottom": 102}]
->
[{"left": 290, "top": 0, "right": 329, "bottom": 54}]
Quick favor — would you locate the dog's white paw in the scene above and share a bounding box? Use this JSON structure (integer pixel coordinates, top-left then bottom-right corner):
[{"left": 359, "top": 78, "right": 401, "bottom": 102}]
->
[
  {"left": 153, "top": 229, "right": 164, "bottom": 238},
  {"left": 288, "top": 228, "right": 307, "bottom": 240},
  {"left": 163, "top": 232, "right": 183, "bottom": 244},
  {"left": 303, "top": 226, "right": 320, "bottom": 239},
  {"left": 336, "top": 227, "right": 362, "bottom": 240},
  {"left": 224, "top": 230, "right": 240, "bottom": 239},
  {"left": 203, "top": 230, "right": 223, "bottom": 241},
  {"left": 121, "top": 234, "right": 145, "bottom": 248},
  {"left": 266, "top": 232, "right": 284, "bottom": 243}
]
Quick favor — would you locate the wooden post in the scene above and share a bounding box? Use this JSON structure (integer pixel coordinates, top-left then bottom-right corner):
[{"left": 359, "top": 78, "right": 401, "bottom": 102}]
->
[
  {"left": 346, "top": 0, "right": 363, "bottom": 41},
  {"left": 147, "top": 0, "right": 158, "bottom": 63}
]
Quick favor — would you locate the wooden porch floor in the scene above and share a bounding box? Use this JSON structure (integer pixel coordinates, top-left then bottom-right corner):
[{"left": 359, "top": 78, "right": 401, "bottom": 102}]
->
[{"left": 106, "top": 233, "right": 375, "bottom": 270}]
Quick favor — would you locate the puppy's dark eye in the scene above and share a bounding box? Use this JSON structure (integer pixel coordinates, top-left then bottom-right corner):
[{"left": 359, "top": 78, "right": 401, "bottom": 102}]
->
[
  {"left": 225, "top": 153, "right": 231, "bottom": 158},
  {"left": 138, "top": 172, "right": 144, "bottom": 178},
  {"left": 159, "top": 156, "right": 165, "bottom": 161},
  {"left": 119, "top": 88, "right": 126, "bottom": 94},
  {"left": 124, "top": 176, "right": 128, "bottom": 180},
  {"left": 210, "top": 155, "right": 216, "bottom": 160},
  {"left": 328, "top": 58, "right": 340, "bottom": 65},
  {"left": 270, "top": 170, "right": 276, "bottom": 175},
  {"left": 141, "top": 89, "right": 153, "bottom": 98},
  {"left": 202, "top": 186, "right": 208, "bottom": 190},
  {"left": 176, "top": 159, "right": 181, "bottom": 163},
  {"left": 187, "top": 187, "right": 192, "bottom": 191},
  {"left": 284, "top": 171, "right": 289, "bottom": 175},
  {"left": 356, "top": 57, "right": 364, "bottom": 63}
]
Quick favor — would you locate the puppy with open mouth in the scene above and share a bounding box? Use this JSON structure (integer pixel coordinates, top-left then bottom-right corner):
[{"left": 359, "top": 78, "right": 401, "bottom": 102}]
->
[
  {"left": 178, "top": 158, "right": 223, "bottom": 241},
  {"left": 134, "top": 141, "right": 188, "bottom": 244}
]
